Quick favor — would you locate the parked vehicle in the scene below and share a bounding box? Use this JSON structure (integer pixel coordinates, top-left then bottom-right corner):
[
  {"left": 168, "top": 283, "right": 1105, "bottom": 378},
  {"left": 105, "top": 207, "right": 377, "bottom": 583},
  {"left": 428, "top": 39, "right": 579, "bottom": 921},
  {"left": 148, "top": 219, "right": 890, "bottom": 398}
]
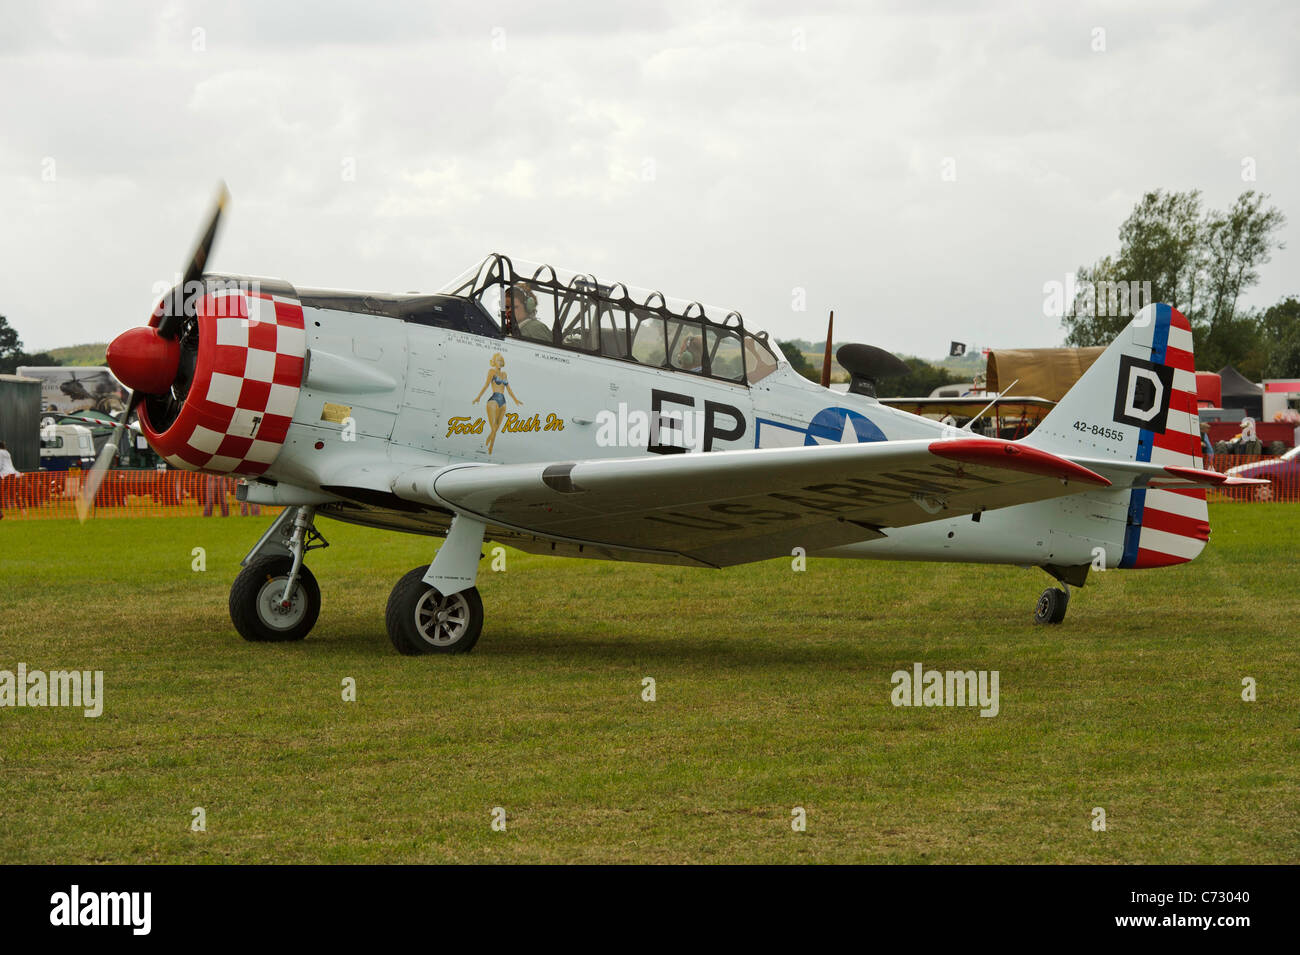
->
[
  {"left": 1224, "top": 445, "right": 1300, "bottom": 501},
  {"left": 38, "top": 423, "right": 95, "bottom": 471}
]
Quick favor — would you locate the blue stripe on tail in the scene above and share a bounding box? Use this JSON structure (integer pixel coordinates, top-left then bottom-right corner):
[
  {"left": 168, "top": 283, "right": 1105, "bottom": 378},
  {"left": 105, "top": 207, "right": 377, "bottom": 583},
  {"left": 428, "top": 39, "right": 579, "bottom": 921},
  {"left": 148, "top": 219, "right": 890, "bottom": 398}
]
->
[
  {"left": 1118, "top": 304, "right": 1171, "bottom": 568},
  {"left": 1149, "top": 302, "right": 1171, "bottom": 365}
]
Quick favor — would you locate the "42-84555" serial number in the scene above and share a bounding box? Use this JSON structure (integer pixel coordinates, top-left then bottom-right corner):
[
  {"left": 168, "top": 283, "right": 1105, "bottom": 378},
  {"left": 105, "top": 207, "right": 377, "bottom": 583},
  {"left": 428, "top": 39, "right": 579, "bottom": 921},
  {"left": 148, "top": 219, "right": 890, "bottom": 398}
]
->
[{"left": 1073, "top": 420, "right": 1124, "bottom": 442}]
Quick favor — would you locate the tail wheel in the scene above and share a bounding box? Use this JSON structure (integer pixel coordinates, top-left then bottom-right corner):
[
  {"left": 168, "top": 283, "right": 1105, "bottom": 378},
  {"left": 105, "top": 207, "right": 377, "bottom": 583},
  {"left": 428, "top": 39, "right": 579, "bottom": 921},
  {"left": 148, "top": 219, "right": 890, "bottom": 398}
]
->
[
  {"left": 386, "top": 565, "right": 483, "bottom": 655},
  {"left": 1034, "top": 587, "right": 1069, "bottom": 625},
  {"left": 230, "top": 555, "right": 321, "bottom": 642}
]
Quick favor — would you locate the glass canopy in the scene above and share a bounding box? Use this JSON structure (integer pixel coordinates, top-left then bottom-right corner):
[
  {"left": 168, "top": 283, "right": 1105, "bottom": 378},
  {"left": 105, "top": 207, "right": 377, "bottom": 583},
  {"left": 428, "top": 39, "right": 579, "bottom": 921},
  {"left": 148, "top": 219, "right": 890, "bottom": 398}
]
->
[{"left": 440, "top": 254, "right": 782, "bottom": 386}]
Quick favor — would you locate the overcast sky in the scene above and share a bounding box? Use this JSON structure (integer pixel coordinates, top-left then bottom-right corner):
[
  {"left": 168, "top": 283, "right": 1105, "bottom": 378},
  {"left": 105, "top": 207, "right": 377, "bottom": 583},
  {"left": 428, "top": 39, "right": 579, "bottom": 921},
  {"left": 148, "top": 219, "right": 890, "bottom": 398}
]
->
[{"left": 2, "top": 0, "right": 1297, "bottom": 360}]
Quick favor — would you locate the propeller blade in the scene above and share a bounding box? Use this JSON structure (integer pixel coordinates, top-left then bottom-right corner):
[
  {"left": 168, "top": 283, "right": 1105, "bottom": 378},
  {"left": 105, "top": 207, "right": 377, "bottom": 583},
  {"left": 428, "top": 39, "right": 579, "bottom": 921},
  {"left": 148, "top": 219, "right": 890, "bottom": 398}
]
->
[
  {"left": 820, "top": 310, "right": 834, "bottom": 388},
  {"left": 156, "top": 182, "right": 229, "bottom": 339},
  {"left": 75, "top": 393, "right": 140, "bottom": 522}
]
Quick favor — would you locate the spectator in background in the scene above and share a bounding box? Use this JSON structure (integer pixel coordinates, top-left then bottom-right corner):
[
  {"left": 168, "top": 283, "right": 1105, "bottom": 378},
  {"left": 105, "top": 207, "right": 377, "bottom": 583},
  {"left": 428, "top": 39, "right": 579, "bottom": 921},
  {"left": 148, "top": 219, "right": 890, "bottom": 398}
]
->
[
  {"left": 1231, "top": 416, "right": 1262, "bottom": 455},
  {"left": 1200, "top": 423, "right": 1214, "bottom": 460},
  {"left": 202, "top": 472, "right": 231, "bottom": 517},
  {"left": 0, "top": 441, "right": 18, "bottom": 520}
]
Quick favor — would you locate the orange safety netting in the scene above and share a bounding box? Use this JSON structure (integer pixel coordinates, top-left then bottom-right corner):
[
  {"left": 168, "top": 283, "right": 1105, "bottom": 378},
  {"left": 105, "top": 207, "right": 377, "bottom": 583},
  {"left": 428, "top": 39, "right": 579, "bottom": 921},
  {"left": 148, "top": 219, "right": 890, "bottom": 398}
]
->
[
  {"left": 0, "top": 470, "right": 282, "bottom": 520},
  {"left": 1206, "top": 454, "right": 1299, "bottom": 503}
]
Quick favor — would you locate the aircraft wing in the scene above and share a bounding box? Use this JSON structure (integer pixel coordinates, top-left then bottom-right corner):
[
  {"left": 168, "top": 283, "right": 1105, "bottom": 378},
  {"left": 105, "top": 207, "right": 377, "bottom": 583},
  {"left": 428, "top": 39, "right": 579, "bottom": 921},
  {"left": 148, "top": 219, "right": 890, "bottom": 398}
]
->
[{"left": 392, "top": 437, "right": 1113, "bottom": 567}]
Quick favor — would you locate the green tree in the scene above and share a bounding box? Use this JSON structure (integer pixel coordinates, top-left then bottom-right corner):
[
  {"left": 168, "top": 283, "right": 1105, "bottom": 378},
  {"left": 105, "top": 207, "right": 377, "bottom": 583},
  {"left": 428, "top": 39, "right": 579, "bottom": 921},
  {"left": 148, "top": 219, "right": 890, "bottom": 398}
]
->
[
  {"left": 778, "top": 340, "right": 818, "bottom": 381},
  {"left": 1259, "top": 297, "right": 1300, "bottom": 379},
  {"left": 0, "top": 314, "right": 61, "bottom": 374},
  {"left": 874, "top": 357, "right": 963, "bottom": 399},
  {"left": 1061, "top": 189, "right": 1286, "bottom": 372},
  {"left": 1203, "top": 191, "right": 1288, "bottom": 331},
  {"left": 1061, "top": 255, "right": 1127, "bottom": 347},
  {"left": 1198, "top": 312, "right": 1266, "bottom": 379},
  {"left": 1115, "top": 189, "right": 1205, "bottom": 313},
  {"left": 0, "top": 313, "right": 19, "bottom": 357}
]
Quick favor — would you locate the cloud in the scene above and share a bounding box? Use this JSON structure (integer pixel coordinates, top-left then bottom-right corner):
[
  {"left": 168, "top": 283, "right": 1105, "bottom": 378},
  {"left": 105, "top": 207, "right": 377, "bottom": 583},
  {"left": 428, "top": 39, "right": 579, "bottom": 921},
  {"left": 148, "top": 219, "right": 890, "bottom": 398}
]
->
[{"left": 1, "top": 0, "right": 1297, "bottom": 361}]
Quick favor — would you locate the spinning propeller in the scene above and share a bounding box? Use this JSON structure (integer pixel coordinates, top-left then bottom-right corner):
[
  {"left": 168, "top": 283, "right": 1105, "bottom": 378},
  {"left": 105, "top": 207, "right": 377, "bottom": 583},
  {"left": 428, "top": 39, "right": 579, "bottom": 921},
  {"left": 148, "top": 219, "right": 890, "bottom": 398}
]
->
[{"left": 76, "top": 183, "right": 229, "bottom": 521}]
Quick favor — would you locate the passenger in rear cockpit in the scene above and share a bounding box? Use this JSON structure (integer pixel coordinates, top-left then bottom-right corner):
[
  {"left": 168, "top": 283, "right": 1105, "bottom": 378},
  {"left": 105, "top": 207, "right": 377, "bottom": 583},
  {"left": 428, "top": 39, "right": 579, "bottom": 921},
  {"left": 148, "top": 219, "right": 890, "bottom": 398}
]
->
[{"left": 677, "top": 335, "right": 704, "bottom": 373}]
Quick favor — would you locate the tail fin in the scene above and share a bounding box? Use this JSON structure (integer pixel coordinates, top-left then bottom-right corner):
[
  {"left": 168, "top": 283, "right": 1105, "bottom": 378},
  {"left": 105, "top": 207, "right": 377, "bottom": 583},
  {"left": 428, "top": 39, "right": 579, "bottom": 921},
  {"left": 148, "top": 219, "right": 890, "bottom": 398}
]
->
[{"left": 1026, "top": 303, "right": 1208, "bottom": 568}]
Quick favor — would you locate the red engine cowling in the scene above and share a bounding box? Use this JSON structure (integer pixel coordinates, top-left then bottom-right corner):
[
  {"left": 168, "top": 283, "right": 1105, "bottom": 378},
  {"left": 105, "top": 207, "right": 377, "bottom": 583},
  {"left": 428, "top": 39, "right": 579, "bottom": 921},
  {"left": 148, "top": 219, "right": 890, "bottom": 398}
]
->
[{"left": 138, "top": 287, "right": 307, "bottom": 476}]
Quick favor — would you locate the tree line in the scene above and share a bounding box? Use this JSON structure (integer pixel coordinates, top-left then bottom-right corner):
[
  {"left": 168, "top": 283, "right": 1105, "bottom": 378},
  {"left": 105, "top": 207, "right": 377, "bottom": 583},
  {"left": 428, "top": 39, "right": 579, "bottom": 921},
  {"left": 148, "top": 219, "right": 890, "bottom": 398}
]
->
[
  {"left": 1061, "top": 189, "right": 1296, "bottom": 379},
  {"left": 779, "top": 188, "right": 1297, "bottom": 397},
  {"left": 777, "top": 341, "right": 964, "bottom": 398},
  {"left": 0, "top": 315, "right": 61, "bottom": 375}
]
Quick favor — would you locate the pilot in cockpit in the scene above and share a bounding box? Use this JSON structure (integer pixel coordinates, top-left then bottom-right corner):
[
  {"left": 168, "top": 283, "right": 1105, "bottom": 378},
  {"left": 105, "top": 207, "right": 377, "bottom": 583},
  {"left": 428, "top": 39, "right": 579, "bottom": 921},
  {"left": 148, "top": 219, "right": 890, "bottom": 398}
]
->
[{"left": 506, "top": 284, "right": 551, "bottom": 343}]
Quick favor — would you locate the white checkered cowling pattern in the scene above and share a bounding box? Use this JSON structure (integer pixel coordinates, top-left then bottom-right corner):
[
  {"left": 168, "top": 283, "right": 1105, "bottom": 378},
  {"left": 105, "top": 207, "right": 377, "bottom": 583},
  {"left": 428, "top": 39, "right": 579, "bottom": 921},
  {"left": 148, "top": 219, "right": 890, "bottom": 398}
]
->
[{"left": 141, "top": 289, "right": 307, "bottom": 477}]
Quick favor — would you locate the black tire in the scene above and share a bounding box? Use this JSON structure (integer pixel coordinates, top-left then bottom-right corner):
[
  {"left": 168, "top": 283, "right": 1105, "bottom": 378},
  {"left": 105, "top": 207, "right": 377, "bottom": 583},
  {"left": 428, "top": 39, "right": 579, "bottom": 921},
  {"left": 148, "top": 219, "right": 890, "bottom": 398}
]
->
[
  {"left": 1033, "top": 587, "right": 1068, "bottom": 625},
  {"left": 385, "top": 566, "right": 483, "bottom": 655},
  {"left": 229, "top": 556, "right": 321, "bottom": 642}
]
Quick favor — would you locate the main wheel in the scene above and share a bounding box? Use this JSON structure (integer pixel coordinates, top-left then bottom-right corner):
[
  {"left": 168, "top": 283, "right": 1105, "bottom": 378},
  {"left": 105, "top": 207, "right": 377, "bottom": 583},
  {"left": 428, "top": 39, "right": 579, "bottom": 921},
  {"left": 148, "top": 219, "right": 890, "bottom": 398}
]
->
[
  {"left": 229, "top": 555, "right": 321, "bottom": 642},
  {"left": 1033, "top": 587, "right": 1069, "bottom": 624},
  {"left": 386, "top": 566, "right": 483, "bottom": 655}
]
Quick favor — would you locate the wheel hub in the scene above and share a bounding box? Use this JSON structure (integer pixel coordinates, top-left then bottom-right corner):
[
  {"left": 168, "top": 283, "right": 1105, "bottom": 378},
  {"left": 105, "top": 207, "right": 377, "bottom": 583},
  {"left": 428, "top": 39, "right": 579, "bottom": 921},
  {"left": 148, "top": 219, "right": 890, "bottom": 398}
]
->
[
  {"left": 414, "top": 590, "right": 470, "bottom": 646},
  {"left": 256, "top": 577, "right": 306, "bottom": 630}
]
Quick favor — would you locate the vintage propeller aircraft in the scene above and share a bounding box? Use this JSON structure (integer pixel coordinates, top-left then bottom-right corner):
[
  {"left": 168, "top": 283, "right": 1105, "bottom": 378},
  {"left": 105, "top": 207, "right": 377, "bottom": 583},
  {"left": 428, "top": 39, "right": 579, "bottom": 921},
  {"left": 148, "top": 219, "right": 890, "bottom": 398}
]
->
[{"left": 85, "top": 186, "right": 1264, "bottom": 654}]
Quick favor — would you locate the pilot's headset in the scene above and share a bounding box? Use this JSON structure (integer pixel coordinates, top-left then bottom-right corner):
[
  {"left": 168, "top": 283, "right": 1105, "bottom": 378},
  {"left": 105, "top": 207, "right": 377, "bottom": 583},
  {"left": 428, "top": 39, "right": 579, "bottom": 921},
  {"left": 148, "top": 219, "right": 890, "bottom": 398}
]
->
[
  {"left": 518, "top": 286, "right": 538, "bottom": 319},
  {"left": 506, "top": 285, "right": 537, "bottom": 332},
  {"left": 680, "top": 335, "right": 702, "bottom": 368}
]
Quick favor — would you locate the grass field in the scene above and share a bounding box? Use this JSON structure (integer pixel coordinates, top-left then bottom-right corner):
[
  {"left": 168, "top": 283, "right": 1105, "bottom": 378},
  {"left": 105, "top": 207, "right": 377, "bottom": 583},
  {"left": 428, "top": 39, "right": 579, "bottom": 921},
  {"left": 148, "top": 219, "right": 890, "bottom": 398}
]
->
[{"left": 1, "top": 504, "right": 1297, "bottom": 864}]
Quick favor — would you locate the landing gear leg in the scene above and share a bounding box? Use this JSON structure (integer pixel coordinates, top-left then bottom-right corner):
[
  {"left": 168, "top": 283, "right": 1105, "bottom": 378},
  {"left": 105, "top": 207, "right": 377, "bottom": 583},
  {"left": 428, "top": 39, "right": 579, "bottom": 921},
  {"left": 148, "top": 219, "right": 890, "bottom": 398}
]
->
[
  {"left": 277, "top": 506, "right": 318, "bottom": 608},
  {"left": 1033, "top": 564, "right": 1087, "bottom": 625},
  {"left": 229, "top": 506, "right": 329, "bottom": 642},
  {"left": 386, "top": 515, "right": 487, "bottom": 655}
]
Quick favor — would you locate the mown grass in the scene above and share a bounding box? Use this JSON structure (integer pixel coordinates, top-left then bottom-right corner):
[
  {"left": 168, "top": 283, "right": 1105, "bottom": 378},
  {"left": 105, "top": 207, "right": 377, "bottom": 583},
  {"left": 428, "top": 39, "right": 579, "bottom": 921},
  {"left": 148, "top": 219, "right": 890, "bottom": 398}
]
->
[{"left": 1, "top": 504, "right": 1297, "bottom": 863}]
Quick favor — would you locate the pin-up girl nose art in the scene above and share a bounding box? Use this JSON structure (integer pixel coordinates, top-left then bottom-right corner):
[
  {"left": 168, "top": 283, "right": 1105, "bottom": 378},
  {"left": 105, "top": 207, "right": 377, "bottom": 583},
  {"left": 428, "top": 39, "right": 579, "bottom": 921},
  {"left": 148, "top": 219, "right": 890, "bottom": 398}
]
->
[{"left": 472, "top": 352, "right": 523, "bottom": 454}]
